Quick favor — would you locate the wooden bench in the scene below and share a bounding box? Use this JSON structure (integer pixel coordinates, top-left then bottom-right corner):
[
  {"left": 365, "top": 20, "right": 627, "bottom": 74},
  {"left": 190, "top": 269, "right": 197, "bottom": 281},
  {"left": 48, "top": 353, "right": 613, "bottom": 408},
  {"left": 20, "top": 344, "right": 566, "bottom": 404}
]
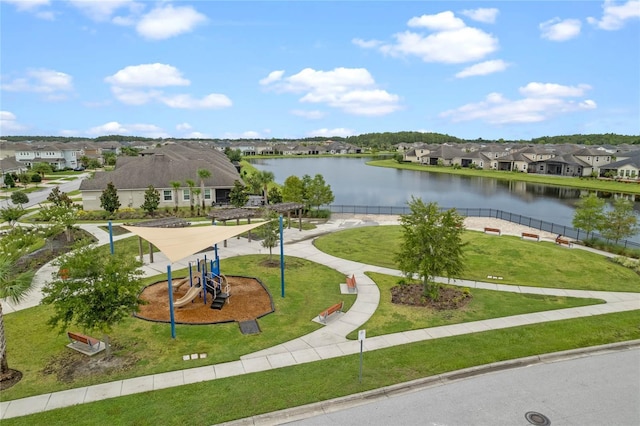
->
[
  {"left": 346, "top": 274, "right": 357, "bottom": 293},
  {"left": 484, "top": 227, "right": 501, "bottom": 235},
  {"left": 521, "top": 232, "right": 540, "bottom": 241},
  {"left": 555, "top": 237, "right": 573, "bottom": 248},
  {"left": 318, "top": 301, "right": 344, "bottom": 323},
  {"left": 67, "top": 331, "right": 101, "bottom": 352}
]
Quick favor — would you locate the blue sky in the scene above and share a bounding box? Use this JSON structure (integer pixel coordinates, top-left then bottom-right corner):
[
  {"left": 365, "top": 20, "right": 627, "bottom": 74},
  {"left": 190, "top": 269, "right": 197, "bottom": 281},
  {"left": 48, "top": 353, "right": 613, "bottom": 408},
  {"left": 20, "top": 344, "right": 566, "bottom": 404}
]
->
[{"left": 1, "top": 1, "right": 638, "bottom": 140}]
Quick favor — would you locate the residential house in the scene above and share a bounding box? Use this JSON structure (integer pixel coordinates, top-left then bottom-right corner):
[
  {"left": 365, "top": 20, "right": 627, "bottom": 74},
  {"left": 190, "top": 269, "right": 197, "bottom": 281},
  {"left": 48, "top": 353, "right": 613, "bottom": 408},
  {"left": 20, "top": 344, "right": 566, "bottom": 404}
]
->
[
  {"left": 599, "top": 152, "right": 640, "bottom": 180},
  {"left": 15, "top": 143, "right": 82, "bottom": 170},
  {"left": 530, "top": 154, "right": 592, "bottom": 177},
  {"left": 79, "top": 144, "right": 241, "bottom": 211}
]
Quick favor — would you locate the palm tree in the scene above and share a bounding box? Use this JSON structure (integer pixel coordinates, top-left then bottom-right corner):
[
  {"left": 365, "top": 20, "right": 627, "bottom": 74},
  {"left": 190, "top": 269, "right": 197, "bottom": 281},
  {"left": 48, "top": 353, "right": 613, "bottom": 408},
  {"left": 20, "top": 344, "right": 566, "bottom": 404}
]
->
[
  {"left": 0, "top": 255, "right": 35, "bottom": 383},
  {"left": 197, "top": 169, "right": 211, "bottom": 210},
  {"left": 170, "top": 181, "right": 181, "bottom": 213},
  {"left": 185, "top": 179, "right": 196, "bottom": 214},
  {"left": 255, "top": 170, "right": 275, "bottom": 205}
]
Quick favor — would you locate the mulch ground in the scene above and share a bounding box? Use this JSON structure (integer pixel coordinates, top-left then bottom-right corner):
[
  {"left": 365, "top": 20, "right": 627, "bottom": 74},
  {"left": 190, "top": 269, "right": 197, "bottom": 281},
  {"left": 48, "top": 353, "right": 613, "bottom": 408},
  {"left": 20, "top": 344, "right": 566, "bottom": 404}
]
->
[
  {"left": 390, "top": 284, "right": 472, "bottom": 310},
  {"left": 136, "top": 276, "right": 274, "bottom": 324}
]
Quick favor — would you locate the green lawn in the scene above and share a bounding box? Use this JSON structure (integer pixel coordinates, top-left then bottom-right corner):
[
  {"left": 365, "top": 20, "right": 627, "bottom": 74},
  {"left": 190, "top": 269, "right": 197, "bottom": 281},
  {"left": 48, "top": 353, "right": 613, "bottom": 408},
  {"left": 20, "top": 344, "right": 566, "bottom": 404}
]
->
[
  {"left": 3, "top": 310, "right": 639, "bottom": 426},
  {"left": 2, "top": 224, "right": 638, "bottom": 423},
  {"left": 313, "top": 226, "right": 640, "bottom": 292},
  {"left": 1, "top": 255, "right": 353, "bottom": 401},
  {"left": 345, "top": 272, "right": 604, "bottom": 339},
  {"left": 368, "top": 158, "right": 640, "bottom": 194}
]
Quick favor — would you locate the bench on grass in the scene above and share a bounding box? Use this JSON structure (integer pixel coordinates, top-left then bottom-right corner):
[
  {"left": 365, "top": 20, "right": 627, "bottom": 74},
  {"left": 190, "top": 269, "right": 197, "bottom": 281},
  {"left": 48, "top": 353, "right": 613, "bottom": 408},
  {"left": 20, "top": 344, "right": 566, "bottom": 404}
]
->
[
  {"left": 67, "top": 331, "right": 101, "bottom": 352},
  {"left": 555, "top": 236, "right": 573, "bottom": 248},
  {"left": 346, "top": 274, "right": 357, "bottom": 293},
  {"left": 318, "top": 301, "right": 344, "bottom": 324},
  {"left": 484, "top": 227, "right": 501, "bottom": 235},
  {"left": 521, "top": 232, "right": 540, "bottom": 241}
]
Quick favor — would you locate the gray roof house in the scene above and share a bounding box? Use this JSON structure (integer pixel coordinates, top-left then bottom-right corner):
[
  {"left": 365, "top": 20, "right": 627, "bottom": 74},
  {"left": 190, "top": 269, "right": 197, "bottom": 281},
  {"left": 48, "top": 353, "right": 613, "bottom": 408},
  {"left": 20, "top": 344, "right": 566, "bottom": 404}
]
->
[
  {"left": 79, "top": 145, "right": 241, "bottom": 211},
  {"left": 599, "top": 152, "right": 640, "bottom": 180}
]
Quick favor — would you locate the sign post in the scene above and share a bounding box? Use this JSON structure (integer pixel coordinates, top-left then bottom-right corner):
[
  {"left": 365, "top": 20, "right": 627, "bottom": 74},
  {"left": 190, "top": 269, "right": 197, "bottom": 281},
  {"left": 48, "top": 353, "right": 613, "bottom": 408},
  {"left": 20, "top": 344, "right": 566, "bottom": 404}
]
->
[{"left": 358, "top": 329, "right": 366, "bottom": 383}]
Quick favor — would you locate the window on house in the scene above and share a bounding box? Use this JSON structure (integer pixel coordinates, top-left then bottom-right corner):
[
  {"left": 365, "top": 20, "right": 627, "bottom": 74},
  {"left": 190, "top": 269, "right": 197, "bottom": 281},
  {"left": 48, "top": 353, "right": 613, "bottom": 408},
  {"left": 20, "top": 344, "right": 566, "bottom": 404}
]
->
[
  {"left": 183, "top": 189, "right": 190, "bottom": 201},
  {"left": 204, "top": 189, "right": 211, "bottom": 200},
  {"left": 539, "top": 165, "right": 544, "bottom": 171},
  {"left": 163, "top": 190, "right": 172, "bottom": 201}
]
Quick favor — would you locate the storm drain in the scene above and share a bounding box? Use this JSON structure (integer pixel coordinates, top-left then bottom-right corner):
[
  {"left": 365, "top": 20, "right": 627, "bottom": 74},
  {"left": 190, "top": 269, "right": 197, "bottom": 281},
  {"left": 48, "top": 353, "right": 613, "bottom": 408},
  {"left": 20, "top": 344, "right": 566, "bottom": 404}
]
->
[{"left": 525, "top": 411, "right": 551, "bottom": 426}]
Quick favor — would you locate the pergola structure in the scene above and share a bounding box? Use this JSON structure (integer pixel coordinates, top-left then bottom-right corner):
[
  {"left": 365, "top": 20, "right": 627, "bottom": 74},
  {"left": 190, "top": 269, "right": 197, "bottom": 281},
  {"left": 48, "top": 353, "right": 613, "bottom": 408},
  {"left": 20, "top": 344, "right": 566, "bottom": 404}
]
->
[{"left": 209, "top": 202, "right": 305, "bottom": 234}]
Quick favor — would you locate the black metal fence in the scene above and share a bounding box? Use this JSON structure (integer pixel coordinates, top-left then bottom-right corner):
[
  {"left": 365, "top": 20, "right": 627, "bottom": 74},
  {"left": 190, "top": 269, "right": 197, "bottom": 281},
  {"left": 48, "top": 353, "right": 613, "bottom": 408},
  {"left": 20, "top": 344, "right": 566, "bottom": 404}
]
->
[{"left": 327, "top": 205, "right": 640, "bottom": 250}]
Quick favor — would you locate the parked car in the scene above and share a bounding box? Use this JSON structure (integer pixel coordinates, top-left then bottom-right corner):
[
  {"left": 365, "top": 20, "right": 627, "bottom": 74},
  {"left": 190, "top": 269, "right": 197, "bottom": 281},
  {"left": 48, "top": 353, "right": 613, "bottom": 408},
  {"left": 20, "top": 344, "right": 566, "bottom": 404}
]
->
[{"left": 73, "top": 166, "right": 85, "bottom": 171}]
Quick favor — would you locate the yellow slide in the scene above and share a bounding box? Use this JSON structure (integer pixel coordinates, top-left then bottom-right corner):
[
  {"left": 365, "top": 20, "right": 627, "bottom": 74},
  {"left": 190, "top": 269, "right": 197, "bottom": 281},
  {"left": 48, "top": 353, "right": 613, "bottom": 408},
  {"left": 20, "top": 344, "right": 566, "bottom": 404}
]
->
[
  {"left": 173, "top": 284, "right": 202, "bottom": 308},
  {"left": 174, "top": 276, "right": 199, "bottom": 292}
]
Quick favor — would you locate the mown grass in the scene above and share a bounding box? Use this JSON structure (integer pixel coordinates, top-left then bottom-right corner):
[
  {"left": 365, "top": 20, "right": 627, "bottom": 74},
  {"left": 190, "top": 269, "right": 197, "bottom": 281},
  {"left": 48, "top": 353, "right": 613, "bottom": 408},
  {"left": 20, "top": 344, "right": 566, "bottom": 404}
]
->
[
  {"left": 345, "top": 272, "right": 604, "bottom": 339},
  {"left": 1, "top": 254, "right": 353, "bottom": 401},
  {"left": 3, "top": 310, "right": 639, "bottom": 426},
  {"left": 368, "top": 159, "right": 640, "bottom": 194},
  {"left": 313, "top": 226, "right": 640, "bottom": 292}
]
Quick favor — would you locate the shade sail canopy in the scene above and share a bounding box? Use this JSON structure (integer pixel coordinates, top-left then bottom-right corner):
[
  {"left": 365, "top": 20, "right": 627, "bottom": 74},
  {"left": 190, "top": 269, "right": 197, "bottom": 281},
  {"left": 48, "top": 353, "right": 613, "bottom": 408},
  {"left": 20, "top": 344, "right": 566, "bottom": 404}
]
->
[{"left": 121, "top": 221, "right": 268, "bottom": 263}]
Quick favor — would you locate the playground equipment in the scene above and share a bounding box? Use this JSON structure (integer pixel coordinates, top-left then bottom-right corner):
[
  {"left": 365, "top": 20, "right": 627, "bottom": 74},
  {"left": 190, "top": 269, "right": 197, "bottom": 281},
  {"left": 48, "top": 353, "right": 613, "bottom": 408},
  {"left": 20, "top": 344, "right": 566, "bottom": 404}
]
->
[
  {"left": 172, "top": 252, "right": 231, "bottom": 310},
  {"left": 173, "top": 284, "right": 202, "bottom": 308}
]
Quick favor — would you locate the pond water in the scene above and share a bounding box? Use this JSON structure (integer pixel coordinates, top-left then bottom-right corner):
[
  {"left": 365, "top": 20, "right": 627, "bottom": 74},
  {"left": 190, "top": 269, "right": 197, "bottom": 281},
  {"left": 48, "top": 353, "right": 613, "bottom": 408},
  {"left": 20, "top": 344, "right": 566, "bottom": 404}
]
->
[{"left": 249, "top": 156, "right": 640, "bottom": 240}]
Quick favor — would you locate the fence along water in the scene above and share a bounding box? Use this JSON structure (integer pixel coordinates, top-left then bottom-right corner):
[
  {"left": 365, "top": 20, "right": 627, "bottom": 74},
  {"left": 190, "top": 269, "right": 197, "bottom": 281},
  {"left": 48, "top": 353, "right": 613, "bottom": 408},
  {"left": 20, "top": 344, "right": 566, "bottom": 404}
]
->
[{"left": 327, "top": 205, "right": 640, "bottom": 250}]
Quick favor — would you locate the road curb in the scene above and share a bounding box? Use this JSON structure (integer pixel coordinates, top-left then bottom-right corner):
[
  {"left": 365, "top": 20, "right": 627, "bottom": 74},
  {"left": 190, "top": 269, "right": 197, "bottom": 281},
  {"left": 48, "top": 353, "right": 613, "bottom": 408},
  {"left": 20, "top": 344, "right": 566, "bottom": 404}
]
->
[{"left": 219, "top": 339, "right": 640, "bottom": 426}]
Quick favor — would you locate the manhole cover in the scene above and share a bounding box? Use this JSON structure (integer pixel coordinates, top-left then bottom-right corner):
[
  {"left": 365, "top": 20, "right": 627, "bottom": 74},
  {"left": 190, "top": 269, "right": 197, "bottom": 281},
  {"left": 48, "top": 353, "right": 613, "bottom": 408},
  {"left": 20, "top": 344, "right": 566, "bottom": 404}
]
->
[{"left": 525, "top": 411, "right": 551, "bottom": 426}]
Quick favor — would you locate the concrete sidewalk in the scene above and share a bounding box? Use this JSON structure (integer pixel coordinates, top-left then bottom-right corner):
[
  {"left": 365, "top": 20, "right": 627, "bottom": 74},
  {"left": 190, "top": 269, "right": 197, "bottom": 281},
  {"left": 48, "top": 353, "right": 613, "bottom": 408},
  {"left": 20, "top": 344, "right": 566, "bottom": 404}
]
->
[{"left": 1, "top": 216, "right": 639, "bottom": 420}]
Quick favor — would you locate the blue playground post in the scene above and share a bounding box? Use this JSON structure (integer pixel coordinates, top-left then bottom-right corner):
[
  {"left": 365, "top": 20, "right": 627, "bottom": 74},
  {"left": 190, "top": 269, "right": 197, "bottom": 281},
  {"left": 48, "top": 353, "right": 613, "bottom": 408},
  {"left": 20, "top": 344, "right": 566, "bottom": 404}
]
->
[
  {"left": 108, "top": 221, "right": 114, "bottom": 255},
  {"left": 167, "top": 265, "right": 176, "bottom": 339},
  {"left": 280, "top": 215, "right": 285, "bottom": 298}
]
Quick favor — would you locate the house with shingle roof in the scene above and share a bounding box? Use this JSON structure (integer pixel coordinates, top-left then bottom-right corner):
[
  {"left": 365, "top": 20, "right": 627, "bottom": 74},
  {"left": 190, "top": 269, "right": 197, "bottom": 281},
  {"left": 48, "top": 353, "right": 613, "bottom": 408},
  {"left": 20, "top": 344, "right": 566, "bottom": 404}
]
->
[
  {"left": 599, "top": 151, "right": 640, "bottom": 180},
  {"left": 79, "top": 144, "right": 241, "bottom": 211}
]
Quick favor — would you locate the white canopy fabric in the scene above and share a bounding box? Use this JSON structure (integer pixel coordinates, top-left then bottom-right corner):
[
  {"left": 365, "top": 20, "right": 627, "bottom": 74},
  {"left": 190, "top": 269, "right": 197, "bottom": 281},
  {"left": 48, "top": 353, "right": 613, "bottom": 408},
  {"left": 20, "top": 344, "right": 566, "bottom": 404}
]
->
[{"left": 121, "top": 221, "right": 268, "bottom": 263}]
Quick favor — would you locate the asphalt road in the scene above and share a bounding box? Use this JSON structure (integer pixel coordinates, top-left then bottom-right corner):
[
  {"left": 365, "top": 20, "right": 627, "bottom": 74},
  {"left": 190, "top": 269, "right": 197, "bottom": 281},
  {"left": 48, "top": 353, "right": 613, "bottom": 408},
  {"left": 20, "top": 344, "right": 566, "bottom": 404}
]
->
[
  {"left": 0, "top": 173, "right": 86, "bottom": 209},
  {"left": 289, "top": 347, "right": 640, "bottom": 426}
]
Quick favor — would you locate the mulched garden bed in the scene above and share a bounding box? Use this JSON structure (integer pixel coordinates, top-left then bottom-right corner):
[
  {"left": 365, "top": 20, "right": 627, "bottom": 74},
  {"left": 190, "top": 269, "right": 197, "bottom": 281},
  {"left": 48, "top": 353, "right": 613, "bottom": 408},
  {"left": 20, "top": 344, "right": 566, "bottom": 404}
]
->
[{"left": 390, "top": 283, "right": 472, "bottom": 310}]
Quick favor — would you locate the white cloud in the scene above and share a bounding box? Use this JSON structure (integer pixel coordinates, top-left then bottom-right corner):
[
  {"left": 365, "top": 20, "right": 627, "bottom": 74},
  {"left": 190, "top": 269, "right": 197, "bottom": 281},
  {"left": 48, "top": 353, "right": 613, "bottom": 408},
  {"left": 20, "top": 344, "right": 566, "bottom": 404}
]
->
[
  {"left": 440, "top": 82, "right": 596, "bottom": 124},
  {"left": 1, "top": 68, "right": 73, "bottom": 100},
  {"left": 408, "top": 11, "right": 466, "bottom": 31},
  {"left": 261, "top": 67, "right": 401, "bottom": 116},
  {"left": 357, "top": 11, "right": 498, "bottom": 64},
  {"left": 136, "top": 4, "right": 207, "bottom": 40},
  {"left": 351, "top": 38, "right": 383, "bottom": 49},
  {"left": 105, "top": 63, "right": 230, "bottom": 109},
  {"left": 87, "top": 121, "right": 169, "bottom": 138},
  {"left": 176, "top": 122, "right": 192, "bottom": 131},
  {"left": 0, "top": 110, "right": 27, "bottom": 134},
  {"left": 540, "top": 18, "right": 582, "bottom": 41},
  {"left": 519, "top": 82, "right": 591, "bottom": 97},
  {"left": 68, "top": 0, "right": 137, "bottom": 22},
  {"left": 184, "top": 131, "right": 212, "bottom": 139},
  {"left": 455, "top": 59, "right": 509, "bottom": 78},
  {"left": 588, "top": 0, "right": 640, "bottom": 30},
  {"left": 2, "top": 0, "right": 49, "bottom": 11},
  {"left": 105, "top": 63, "right": 190, "bottom": 87},
  {"left": 160, "top": 93, "right": 232, "bottom": 109},
  {"left": 307, "top": 128, "right": 355, "bottom": 137},
  {"left": 259, "top": 70, "right": 284, "bottom": 86},
  {"left": 291, "top": 109, "right": 325, "bottom": 119},
  {"left": 460, "top": 8, "right": 499, "bottom": 24}
]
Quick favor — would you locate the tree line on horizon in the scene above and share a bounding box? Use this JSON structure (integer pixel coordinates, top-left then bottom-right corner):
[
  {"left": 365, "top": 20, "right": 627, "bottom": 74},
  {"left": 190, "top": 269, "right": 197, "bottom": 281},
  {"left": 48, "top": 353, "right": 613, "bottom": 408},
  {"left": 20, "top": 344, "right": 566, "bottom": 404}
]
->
[{"left": 2, "top": 132, "right": 639, "bottom": 149}]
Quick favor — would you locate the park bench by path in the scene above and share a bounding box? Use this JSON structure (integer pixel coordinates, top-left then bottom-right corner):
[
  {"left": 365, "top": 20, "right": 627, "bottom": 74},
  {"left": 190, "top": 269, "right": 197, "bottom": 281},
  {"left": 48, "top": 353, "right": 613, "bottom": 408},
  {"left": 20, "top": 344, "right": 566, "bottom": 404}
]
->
[
  {"left": 67, "top": 331, "right": 105, "bottom": 356},
  {"left": 317, "top": 301, "right": 344, "bottom": 324},
  {"left": 484, "top": 227, "right": 501, "bottom": 235},
  {"left": 521, "top": 232, "right": 540, "bottom": 241},
  {"left": 556, "top": 236, "right": 574, "bottom": 248},
  {"left": 340, "top": 274, "right": 358, "bottom": 294}
]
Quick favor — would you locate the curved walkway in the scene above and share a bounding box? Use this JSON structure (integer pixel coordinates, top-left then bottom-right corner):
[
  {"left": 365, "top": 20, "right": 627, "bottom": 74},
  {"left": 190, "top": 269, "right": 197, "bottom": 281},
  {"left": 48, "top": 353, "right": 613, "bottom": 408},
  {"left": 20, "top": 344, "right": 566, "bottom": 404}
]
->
[{"left": 1, "top": 217, "right": 639, "bottom": 420}]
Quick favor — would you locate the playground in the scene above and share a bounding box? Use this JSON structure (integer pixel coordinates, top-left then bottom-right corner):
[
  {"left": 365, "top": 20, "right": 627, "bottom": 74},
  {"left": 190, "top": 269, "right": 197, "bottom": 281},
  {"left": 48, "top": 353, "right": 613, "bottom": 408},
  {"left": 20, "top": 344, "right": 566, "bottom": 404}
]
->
[{"left": 136, "top": 275, "right": 274, "bottom": 324}]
